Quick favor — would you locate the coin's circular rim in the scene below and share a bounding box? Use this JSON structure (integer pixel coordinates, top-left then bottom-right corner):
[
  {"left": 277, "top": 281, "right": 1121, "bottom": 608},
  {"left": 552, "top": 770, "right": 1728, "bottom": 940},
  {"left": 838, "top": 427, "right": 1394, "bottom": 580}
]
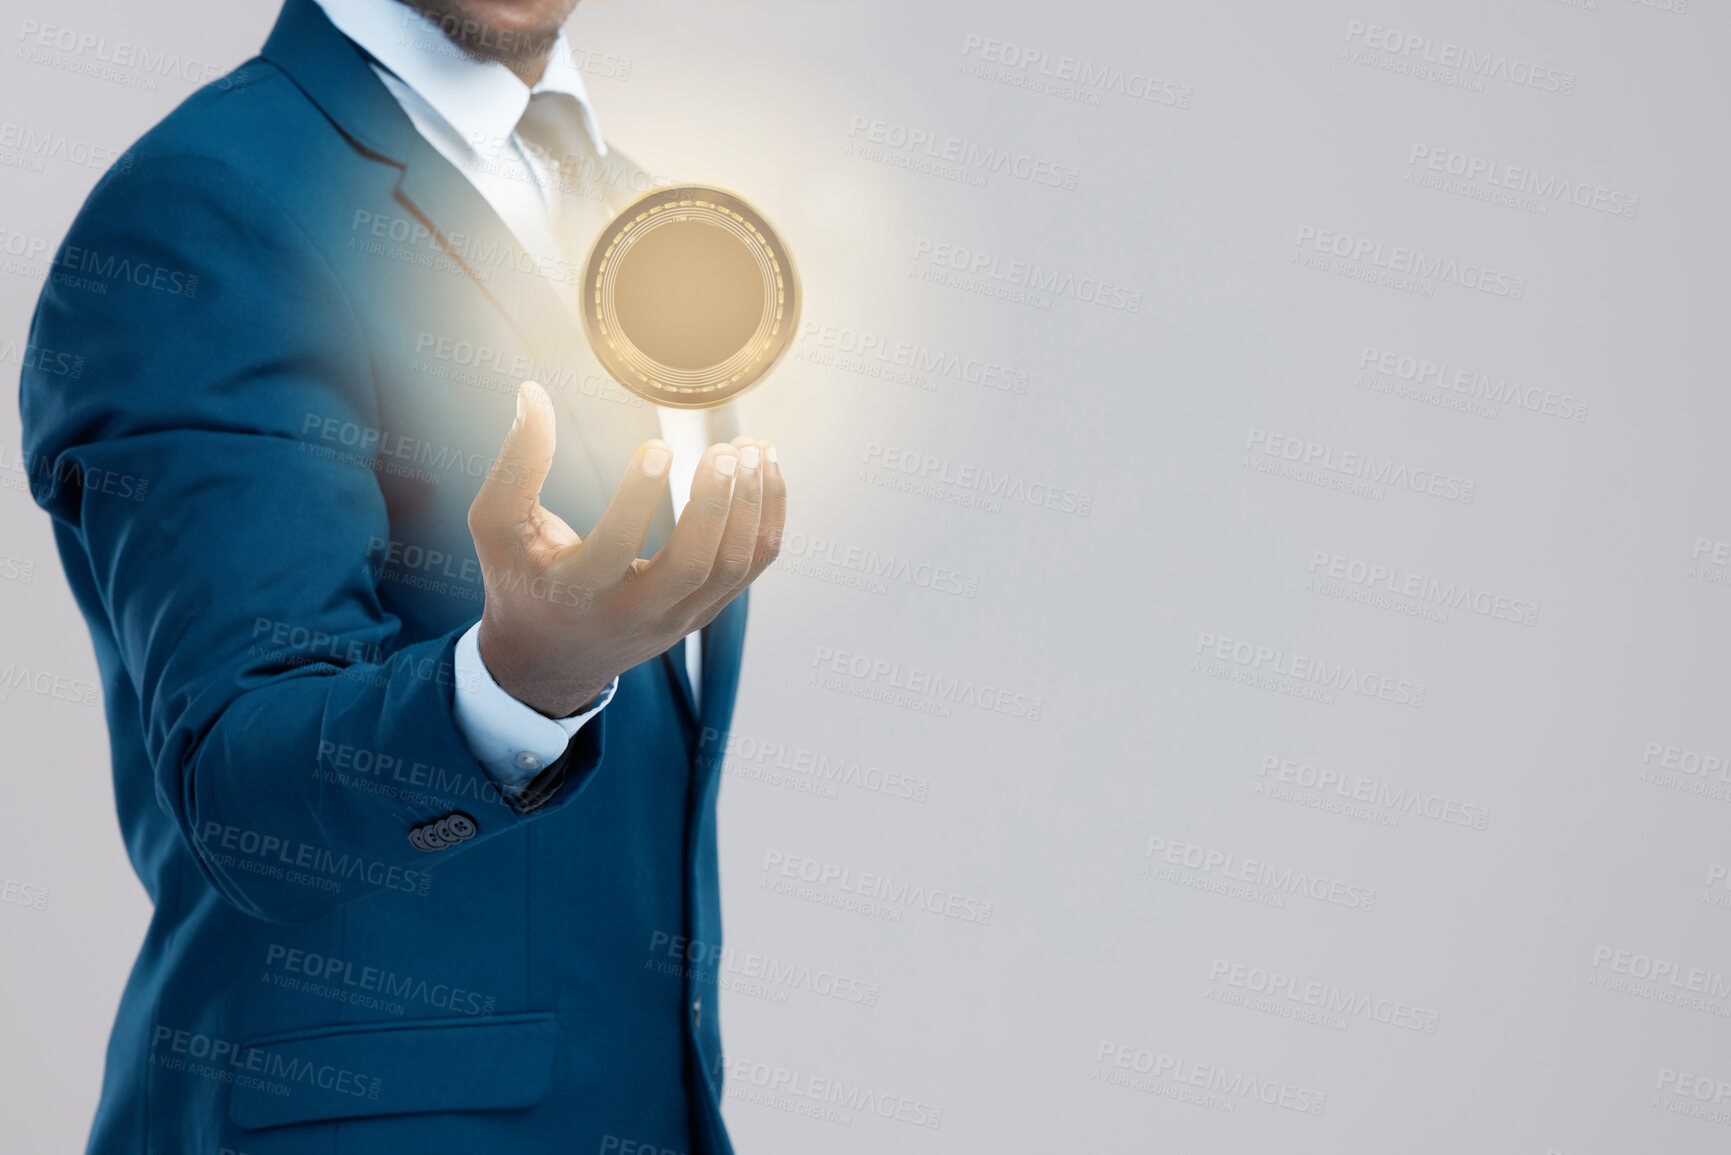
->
[{"left": 581, "top": 184, "right": 800, "bottom": 410}]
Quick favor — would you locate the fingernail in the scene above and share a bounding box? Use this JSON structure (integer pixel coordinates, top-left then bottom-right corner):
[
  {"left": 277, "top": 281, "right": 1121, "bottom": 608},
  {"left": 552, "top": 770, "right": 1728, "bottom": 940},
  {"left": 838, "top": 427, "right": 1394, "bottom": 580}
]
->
[
  {"left": 643, "top": 446, "right": 670, "bottom": 477},
  {"left": 715, "top": 452, "right": 738, "bottom": 478},
  {"left": 765, "top": 445, "right": 778, "bottom": 466},
  {"left": 515, "top": 385, "right": 527, "bottom": 426},
  {"left": 739, "top": 445, "right": 760, "bottom": 472}
]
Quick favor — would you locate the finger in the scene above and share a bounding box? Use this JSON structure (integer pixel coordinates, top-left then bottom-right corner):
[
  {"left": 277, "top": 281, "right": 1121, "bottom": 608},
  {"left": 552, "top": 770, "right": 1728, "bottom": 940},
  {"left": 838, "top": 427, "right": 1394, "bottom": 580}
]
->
[
  {"left": 746, "top": 443, "right": 786, "bottom": 582},
  {"left": 637, "top": 443, "right": 741, "bottom": 603},
  {"left": 680, "top": 442, "right": 764, "bottom": 611},
  {"left": 565, "top": 439, "right": 672, "bottom": 581},
  {"left": 721, "top": 438, "right": 784, "bottom": 585},
  {"left": 467, "top": 381, "right": 556, "bottom": 551}
]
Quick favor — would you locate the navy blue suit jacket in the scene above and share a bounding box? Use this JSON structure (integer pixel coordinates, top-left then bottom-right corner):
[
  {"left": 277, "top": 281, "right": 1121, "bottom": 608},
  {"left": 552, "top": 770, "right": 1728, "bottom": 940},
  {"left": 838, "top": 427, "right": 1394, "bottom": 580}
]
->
[{"left": 19, "top": 2, "right": 743, "bottom": 1151}]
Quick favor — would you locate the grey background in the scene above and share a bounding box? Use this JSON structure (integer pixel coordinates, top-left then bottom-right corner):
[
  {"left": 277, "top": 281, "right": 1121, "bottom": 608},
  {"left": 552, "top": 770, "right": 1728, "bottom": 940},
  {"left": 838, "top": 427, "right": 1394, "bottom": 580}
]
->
[{"left": 3, "top": 0, "right": 1728, "bottom": 1151}]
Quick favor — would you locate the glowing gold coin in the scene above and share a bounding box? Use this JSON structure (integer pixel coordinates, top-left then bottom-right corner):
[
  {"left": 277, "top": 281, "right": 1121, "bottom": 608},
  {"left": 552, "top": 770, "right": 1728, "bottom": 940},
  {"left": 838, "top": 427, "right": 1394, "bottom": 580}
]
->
[{"left": 580, "top": 185, "right": 800, "bottom": 409}]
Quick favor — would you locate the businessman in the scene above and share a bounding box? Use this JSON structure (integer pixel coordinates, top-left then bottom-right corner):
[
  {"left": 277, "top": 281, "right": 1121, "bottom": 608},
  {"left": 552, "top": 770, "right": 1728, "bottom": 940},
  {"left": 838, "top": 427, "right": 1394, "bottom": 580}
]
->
[{"left": 19, "top": 0, "right": 782, "bottom": 1151}]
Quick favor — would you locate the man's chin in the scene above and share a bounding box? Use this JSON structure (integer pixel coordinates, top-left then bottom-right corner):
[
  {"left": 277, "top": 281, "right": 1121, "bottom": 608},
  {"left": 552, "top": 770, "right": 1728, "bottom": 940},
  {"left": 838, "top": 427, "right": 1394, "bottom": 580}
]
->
[{"left": 399, "top": 0, "right": 572, "bottom": 66}]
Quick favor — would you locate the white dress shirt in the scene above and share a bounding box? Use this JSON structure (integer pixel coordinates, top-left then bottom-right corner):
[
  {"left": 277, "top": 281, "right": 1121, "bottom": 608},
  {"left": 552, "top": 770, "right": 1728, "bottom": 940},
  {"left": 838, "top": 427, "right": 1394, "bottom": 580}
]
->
[{"left": 313, "top": 0, "right": 707, "bottom": 793}]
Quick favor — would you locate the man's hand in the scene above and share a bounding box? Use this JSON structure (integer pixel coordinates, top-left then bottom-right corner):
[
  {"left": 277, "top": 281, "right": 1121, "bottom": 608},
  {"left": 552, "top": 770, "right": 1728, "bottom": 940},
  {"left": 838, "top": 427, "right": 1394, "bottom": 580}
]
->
[{"left": 468, "top": 381, "right": 784, "bottom": 718}]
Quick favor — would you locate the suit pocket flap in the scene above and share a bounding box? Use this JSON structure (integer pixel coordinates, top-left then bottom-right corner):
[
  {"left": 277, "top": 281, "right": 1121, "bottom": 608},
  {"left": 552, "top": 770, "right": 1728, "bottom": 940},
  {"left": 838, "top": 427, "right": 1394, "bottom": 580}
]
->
[{"left": 228, "top": 1012, "right": 557, "bottom": 1131}]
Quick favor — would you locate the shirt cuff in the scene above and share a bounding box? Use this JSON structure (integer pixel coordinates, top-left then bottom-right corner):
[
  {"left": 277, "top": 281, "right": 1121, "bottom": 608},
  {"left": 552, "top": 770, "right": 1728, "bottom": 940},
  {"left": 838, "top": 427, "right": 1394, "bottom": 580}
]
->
[{"left": 452, "top": 622, "right": 618, "bottom": 794}]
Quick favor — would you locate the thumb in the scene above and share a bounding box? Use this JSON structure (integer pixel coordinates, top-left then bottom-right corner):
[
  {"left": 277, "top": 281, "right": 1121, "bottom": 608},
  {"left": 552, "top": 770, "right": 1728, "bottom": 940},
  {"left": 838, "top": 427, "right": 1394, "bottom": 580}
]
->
[{"left": 468, "top": 381, "right": 556, "bottom": 546}]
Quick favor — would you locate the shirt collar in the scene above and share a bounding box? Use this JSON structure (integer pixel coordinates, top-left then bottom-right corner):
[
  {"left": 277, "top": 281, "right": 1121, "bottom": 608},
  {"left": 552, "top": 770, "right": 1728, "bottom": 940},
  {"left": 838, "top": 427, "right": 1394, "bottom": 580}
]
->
[{"left": 313, "top": 0, "right": 606, "bottom": 156}]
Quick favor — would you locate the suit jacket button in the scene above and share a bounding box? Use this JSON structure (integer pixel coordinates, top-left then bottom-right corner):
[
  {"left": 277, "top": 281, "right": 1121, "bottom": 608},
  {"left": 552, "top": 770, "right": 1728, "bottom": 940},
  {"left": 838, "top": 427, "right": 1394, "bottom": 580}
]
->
[
  {"left": 692, "top": 996, "right": 702, "bottom": 1028},
  {"left": 444, "top": 812, "right": 476, "bottom": 840},
  {"left": 408, "top": 827, "right": 433, "bottom": 853}
]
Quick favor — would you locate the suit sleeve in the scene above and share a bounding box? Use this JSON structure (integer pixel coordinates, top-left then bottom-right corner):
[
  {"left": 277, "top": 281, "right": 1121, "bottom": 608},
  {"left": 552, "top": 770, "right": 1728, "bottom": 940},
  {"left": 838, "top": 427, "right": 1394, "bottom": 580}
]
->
[
  {"left": 20, "top": 154, "right": 605, "bottom": 923},
  {"left": 452, "top": 623, "right": 618, "bottom": 791}
]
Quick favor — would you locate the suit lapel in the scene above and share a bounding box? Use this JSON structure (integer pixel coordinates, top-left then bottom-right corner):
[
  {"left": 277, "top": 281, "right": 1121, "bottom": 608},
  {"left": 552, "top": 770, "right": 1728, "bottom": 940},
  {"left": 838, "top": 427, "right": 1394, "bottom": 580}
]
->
[
  {"left": 393, "top": 137, "right": 664, "bottom": 520},
  {"left": 262, "top": 0, "right": 416, "bottom": 164},
  {"left": 264, "top": 0, "right": 748, "bottom": 729},
  {"left": 266, "top": 0, "right": 663, "bottom": 519},
  {"left": 698, "top": 592, "right": 748, "bottom": 748},
  {"left": 393, "top": 141, "right": 720, "bottom": 725}
]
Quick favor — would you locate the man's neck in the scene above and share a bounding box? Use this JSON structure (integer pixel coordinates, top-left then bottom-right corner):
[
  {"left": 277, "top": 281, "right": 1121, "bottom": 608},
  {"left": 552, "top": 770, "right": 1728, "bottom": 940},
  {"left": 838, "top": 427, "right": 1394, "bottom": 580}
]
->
[{"left": 505, "top": 53, "right": 549, "bottom": 87}]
